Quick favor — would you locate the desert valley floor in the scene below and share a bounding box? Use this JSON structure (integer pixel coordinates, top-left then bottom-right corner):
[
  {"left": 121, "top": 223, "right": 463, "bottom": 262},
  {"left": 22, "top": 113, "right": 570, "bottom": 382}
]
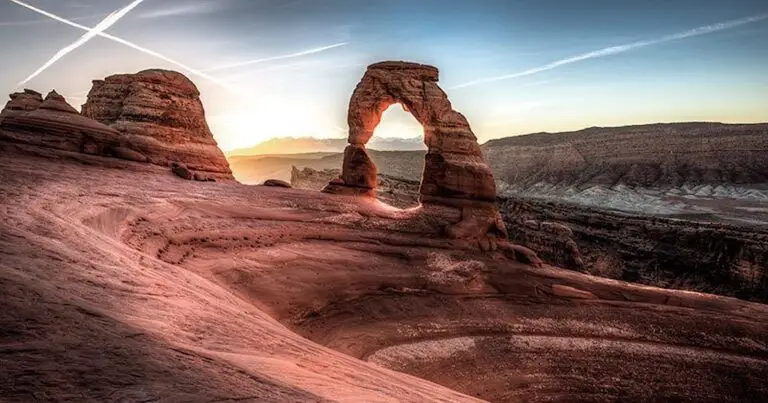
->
[{"left": 2, "top": 152, "right": 768, "bottom": 402}]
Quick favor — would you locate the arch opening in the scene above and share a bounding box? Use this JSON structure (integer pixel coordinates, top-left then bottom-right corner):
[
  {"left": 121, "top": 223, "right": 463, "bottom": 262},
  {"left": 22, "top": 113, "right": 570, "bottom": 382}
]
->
[{"left": 367, "top": 103, "right": 426, "bottom": 209}]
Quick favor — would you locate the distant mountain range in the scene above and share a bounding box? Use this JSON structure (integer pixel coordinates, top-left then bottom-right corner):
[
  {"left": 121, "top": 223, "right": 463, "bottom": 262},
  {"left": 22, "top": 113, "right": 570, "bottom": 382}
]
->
[{"left": 226, "top": 136, "right": 426, "bottom": 156}]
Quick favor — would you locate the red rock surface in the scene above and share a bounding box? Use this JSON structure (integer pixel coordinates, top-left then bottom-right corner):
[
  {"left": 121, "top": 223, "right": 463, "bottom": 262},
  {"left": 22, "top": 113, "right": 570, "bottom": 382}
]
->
[
  {"left": 324, "top": 61, "right": 506, "bottom": 244},
  {"left": 2, "top": 151, "right": 767, "bottom": 402},
  {"left": 81, "top": 69, "right": 234, "bottom": 181}
]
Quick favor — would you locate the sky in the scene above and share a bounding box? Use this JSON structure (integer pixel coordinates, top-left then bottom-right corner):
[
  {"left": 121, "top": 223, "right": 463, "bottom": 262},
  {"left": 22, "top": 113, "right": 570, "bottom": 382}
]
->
[{"left": 0, "top": 0, "right": 767, "bottom": 151}]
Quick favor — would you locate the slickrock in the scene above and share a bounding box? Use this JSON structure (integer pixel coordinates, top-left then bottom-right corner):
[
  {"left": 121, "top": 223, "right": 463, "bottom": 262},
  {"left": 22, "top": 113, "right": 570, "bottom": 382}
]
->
[
  {"left": 323, "top": 61, "right": 507, "bottom": 244},
  {"left": 81, "top": 69, "right": 234, "bottom": 181}
]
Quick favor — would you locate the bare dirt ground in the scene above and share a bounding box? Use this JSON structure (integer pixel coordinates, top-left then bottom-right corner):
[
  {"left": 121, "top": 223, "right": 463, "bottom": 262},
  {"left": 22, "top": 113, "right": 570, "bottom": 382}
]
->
[{"left": 2, "top": 151, "right": 768, "bottom": 402}]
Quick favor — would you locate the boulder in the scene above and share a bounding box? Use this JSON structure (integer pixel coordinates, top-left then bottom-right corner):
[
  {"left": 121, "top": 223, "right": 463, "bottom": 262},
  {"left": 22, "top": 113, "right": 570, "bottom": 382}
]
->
[
  {"left": 171, "top": 162, "right": 194, "bottom": 180},
  {"left": 263, "top": 179, "right": 292, "bottom": 188}
]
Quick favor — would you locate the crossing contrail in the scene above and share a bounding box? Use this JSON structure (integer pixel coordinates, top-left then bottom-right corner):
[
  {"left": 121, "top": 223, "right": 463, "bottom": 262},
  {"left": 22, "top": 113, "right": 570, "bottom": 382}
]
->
[
  {"left": 10, "top": 0, "right": 238, "bottom": 92},
  {"left": 203, "top": 42, "right": 350, "bottom": 72},
  {"left": 451, "top": 13, "right": 768, "bottom": 89},
  {"left": 16, "top": 0, "right": 146, "bottom": 86}
]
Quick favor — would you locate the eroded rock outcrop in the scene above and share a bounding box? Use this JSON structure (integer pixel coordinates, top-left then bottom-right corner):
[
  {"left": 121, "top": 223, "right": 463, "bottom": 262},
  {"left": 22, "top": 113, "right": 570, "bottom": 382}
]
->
[
  {"left": 323, "top": 61, "right": 507, "bottom": 245},
  {"left": 0, "top": 90, "right": 124, "bottom": 155},
  {"left": 81, "top": 69, "right": 233, "bottom": 181},
  {"left": 0, "top": 89, "right": 43, "bottom": 123}
]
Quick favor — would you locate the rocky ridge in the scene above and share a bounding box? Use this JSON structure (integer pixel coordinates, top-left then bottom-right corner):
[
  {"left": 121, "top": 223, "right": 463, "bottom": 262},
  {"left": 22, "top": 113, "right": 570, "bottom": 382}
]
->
[{"left": 484, "top": 122, "right": 768, "bottom": 190}]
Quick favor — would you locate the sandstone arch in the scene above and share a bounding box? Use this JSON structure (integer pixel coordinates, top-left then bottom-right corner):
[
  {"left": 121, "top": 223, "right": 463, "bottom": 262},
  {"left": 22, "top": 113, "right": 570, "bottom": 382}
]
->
[{"left": 324, "top": 61, "right": 508, "bottom": 243}]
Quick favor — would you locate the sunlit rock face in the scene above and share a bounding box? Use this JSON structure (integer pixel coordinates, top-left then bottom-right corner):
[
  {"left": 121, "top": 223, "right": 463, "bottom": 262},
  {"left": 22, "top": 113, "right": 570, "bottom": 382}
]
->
[
  {"left": 82, "top": 69, "right": 234, "bottom": 181},
  {"left": 324, "top": 61, "right": 506, "bottom": 244}
]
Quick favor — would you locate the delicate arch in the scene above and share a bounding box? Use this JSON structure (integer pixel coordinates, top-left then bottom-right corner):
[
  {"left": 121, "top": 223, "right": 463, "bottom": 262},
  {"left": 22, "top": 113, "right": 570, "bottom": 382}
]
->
[{"left": 324, "top": 61, "right": 498, "bottom": 207}]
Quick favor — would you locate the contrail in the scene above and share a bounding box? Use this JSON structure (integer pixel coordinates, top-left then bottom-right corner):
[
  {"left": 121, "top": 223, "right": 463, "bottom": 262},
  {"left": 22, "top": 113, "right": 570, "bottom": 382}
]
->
[
  {"left": 10, "top": 0, "right": 238, "bottom": 92},
  {"left": 16, "top": 0, "right": 146, "bottom": 86},
  {"left": 203, "top": 42, "right": 349, "bottom": 72},
  {"left": 451, "top": 13, "right": 768, "bottom": 89}
]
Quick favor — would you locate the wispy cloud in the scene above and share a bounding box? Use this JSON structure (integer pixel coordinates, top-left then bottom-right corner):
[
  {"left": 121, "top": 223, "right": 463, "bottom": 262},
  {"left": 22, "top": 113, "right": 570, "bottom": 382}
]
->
[
  {"left": 10, "top": 0, "right": 239, "bottom": 93},
  {"left": 203, "top": 42, "right": 350, "bottom": 72},
  {"left": 451, "top": 13, "right": 768, "bottom": 89},
  {"left": 0, "top": 13, "right": 102, "bottom": 27},
  {"left": 15, "top": 0, "right": 146, "bottom": 87},
  {"left": 138, "top": 1, "right": 227, "bottom": 19}
]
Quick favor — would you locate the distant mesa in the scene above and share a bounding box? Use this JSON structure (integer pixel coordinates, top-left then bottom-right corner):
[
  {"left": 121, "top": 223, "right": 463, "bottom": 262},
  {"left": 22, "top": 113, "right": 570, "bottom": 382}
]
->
[
  {"left": 483, "top": 122, "right": 768, "bottom": 190},
  {"left": 0, "top": 69, "right": 234, "bottom": 182}
]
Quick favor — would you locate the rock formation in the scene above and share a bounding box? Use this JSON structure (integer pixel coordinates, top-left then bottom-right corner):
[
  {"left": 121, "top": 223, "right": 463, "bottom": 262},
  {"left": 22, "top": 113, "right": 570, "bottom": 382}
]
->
[
  {"left": 0, "top": 90, "right": 124, "bottom": 156},
  {"left": 323, "top": 61, "right": 507, "bottom": 245},
  {"left": 81, "top": 69, "right": 234, "bottom": 181},
  {"left": 0, "top": 89, "right": 43, "bottom": 123},
  {"left": 504, "top": 214, "right": 584, "bottom": 271}
]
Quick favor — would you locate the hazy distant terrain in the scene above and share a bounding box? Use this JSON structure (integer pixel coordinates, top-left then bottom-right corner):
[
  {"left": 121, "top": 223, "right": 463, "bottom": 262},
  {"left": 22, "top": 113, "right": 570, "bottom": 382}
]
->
[
  {"left": 232, "top": 122, "right": 768, "bottom": 224},
  {"left": 230, "top": 149, "right": 425, "bottom": 185},
  {"left": 226, "top": 136, "right": 426, "bottom": 156}
]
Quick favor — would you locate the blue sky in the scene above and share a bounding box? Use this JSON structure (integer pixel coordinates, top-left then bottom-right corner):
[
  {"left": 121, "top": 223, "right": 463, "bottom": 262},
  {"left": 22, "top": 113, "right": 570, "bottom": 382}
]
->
[{"left": 1, "top": 0, "right": 766, "bottom": 150}]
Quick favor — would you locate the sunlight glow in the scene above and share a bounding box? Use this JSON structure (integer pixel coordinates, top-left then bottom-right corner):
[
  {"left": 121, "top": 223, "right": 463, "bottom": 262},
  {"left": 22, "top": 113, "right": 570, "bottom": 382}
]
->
[{"left": 372, "top": 105, "right": 424, "bottom": 139}]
